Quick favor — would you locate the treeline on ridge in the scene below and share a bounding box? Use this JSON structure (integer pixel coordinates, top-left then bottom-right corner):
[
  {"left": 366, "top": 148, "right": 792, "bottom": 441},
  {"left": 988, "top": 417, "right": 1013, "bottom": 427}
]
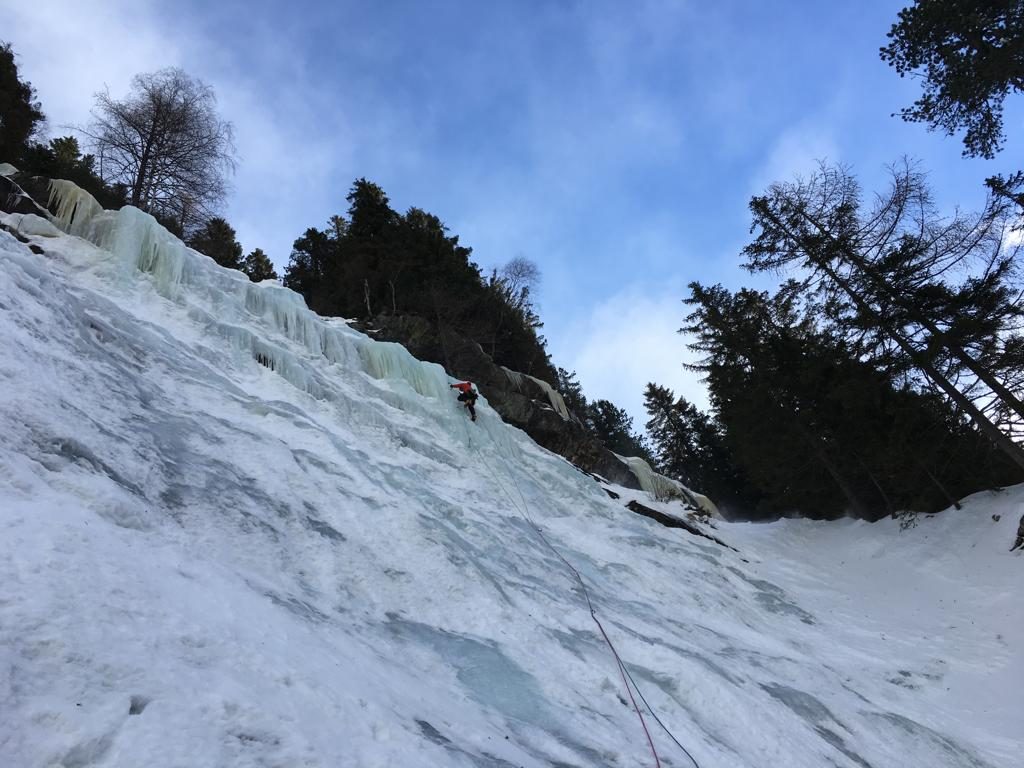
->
[{"left": 283, "top": 178, "right": 559, "bottom": 386}]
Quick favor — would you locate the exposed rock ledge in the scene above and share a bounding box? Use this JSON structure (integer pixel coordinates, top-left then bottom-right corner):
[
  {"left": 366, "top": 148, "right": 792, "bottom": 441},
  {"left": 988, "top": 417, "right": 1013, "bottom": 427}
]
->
[{"left": 359, "top": 313, "right": 644, "bottom": 489}]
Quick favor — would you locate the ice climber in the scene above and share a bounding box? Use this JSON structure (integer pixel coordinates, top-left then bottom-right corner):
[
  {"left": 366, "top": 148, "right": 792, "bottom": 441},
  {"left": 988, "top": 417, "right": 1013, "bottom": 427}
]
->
[{"left": 450, "top": 381, "right": 478, "bottom": 421}]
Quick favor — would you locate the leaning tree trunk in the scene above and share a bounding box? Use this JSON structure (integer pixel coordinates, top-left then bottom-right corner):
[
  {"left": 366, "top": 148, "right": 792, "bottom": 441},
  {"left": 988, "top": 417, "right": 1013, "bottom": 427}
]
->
[
  {"left": 918, "top": 461, "right": 962, "bottom": 511},
  {"left": 857, "top": 457, "right": 895, "bottom": 518},
  {"left": 757, "top": 205, "right": 1024, "bottom": 473},
  {"left": 820, "top": 258, "right": 1024, "bottom": 473},
  {"left": 796, "top": 207, "right": 1024, "bottom": 423}
]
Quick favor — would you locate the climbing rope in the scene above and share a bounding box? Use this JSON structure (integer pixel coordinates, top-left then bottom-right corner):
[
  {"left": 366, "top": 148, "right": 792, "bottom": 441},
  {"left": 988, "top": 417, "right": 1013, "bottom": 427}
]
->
[{"left": 459, "top": 412, "right": 702, "bottom": 768}]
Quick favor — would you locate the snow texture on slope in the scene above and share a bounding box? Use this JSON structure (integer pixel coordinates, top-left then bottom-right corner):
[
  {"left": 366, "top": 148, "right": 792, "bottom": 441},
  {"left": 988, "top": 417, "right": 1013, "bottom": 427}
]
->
[{"left": 0, "top": 193, "right": 1021, "bottom": 768}]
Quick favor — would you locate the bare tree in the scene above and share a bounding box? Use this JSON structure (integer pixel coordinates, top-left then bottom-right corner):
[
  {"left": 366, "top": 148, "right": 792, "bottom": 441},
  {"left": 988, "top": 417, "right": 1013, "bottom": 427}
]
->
[
  {"left": 82, "top": 68, "right": 235, "bottom": 233},
  {"left": 498, "top": 255, "right": 541, "bottom": 312},
  {"left": 482, "top": 256, "right": 543, "bottom": 360}
]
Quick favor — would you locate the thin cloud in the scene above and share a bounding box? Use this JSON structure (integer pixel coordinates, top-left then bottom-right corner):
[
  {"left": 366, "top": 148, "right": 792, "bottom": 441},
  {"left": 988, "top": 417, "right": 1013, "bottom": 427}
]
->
[
  {"left": 4, "top": 0, "right": 183, "bottom": 128},
  {"left": 4, "top": 0, "right": 349, "bottom": 266},
  {"left": 554, "top": 282, "right": 709, "bottom": 431},
  {"left": 750, "top": 120, "right": 841, "bottom": 195}
]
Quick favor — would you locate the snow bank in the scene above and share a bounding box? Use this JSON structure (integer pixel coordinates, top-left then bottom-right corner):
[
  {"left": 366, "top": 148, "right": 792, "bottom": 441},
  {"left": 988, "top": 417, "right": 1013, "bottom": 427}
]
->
[
  {"left": 618, "top": 453, "right": 719, "bottom": 516},
  {"left": 1, "top": 212, "right": 62, "bottom": 237}
]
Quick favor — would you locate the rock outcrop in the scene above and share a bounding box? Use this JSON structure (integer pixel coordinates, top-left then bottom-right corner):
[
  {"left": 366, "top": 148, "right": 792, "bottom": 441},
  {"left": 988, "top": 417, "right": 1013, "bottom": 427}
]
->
[
  {"left": 0, "top": 170, "right": 52, "bottom": 219},
  {"left": 625, "top": 499, "right": 735, "bottom": 549},
  {"left": 361, "top": 314, "right": 643, "bottom": 489}
]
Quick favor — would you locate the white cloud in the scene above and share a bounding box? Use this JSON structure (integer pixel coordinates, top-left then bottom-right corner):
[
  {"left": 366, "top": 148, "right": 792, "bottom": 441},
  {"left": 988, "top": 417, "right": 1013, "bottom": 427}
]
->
[
  {"left": 4, "top": 0, "right": 347, "bottom": 266},
  {"left": 552, "top": 282, "right": 710, "bottom": 431},
  {"left": 750, "top": 120, "right": 840, "bottom": 194},
  {"left": 4, "top": 1, "right": 183, "bottom": 129}
]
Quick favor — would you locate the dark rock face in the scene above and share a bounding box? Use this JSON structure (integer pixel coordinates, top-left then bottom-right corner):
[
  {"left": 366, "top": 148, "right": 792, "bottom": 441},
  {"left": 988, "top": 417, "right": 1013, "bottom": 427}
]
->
[
  {"left": 0, "top": 173, "right": 52, "bottom": 218},
  {"left": 1011, "top": 514, "right": 1024, "bottom": 552},
  {"left": 625, "top": 499, "right": 735, "bottom": 550},
  {"left": 1, "top": 174, "right": 57, "bottom": 254},
  {"left": 361, "top": 314, "right": 641, "bottom": 489}
]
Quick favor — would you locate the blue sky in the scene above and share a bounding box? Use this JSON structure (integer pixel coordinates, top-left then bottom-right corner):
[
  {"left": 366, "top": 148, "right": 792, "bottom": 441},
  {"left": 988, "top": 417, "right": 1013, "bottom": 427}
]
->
[{"left": 6, "top": 0, "right": 1022, "bottom": 426}]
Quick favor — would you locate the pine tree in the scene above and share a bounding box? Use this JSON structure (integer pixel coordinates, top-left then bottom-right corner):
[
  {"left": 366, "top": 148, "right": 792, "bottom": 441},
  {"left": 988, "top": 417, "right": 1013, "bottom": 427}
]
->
[
  {"left": 643, "top": 384, "right": 742, "bottom": 502},
  {"left": 744, "top": 161, "right": 1024, "bottom": 472},
  {"left": 556, "top": 368, "right": 588, "bottom": 419},
  {"left": 881, "top": 0, "right": 1024, "bottom": 158},
  {"left": 242, "top": 248, "right": 278, "bottom": 282},
  {"left": 681, "top": 278, "right": 1020, "bottom": 519},
  {"left": 20, "top": 136, "right": 126, "bottom": 209},
  {"left": 188, "top": 217, "right": 243, "bottom": 270},
  {"left": 347, "top": 179, "right": 395, "bottom": 239},
  {"left": 0, "top": 42, "right": 45, "bottom": 163},
  {"left": 282, "top": 178, "right": 559, "bottom": 385}
]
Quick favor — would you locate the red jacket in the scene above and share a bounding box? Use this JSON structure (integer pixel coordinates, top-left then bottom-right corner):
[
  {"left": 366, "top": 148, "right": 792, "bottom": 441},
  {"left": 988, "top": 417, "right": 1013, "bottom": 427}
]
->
[{"left": 451, "top": 381, "right": 474, "bottom": 393}]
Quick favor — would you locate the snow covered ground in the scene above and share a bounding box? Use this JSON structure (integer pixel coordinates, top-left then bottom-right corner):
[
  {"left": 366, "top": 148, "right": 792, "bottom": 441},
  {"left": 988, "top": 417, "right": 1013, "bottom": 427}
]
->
[{"left": 0, "top": 193, "right": 1021, "bottom": 768}]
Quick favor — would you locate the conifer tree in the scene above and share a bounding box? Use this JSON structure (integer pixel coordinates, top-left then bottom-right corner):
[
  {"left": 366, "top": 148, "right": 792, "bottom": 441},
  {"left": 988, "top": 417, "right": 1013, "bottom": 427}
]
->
[
  {"left": 681, "top": 278, "right": 1020, "bottom": 519},
  {"left": 283, "top": 178, "right": 559, "bottom": 385},
  {"left": 347, "top": 179, "right": 395, "bottom": 239},
  {"left": 556, "top": 368, "right": 588, "bottom": 419},
  {"left": 189, "top": 217, "right": 243, "bottom": 270},
  {"left": 744, "top": 161, "right": 1024, "bottom": 472},
  {"left": 242, "top": 248, "right": 278, "bottom": 282},
  {"left": 284, "top": 223, "right": 342, "bottom": 313},
  {"left": 643, "top": 384, "right": 745, "bottom": 506},
  {"left": 881, "top": 0, "right": 1024, "bottom": 159},
  {"left": 20, "top": 136, "right": 126, "bottom": 208},
  {"left": 585, "top": 400, "right": 651, "bottom": 460},
  {"left": 0, "top": 43, "right": 44, "bottom": 164}
]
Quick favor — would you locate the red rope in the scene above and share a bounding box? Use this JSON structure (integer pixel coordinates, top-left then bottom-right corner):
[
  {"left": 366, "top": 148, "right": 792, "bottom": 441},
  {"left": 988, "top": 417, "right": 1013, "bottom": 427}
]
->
[
  {"left": 476, "top": 444, "right": 664, "bottom": 767},
  {"left": 592, "top": 609, "right": 662, "bottom": 767},
  {"left": 460, "top": 417, "right": 700, "bottom": 768}
]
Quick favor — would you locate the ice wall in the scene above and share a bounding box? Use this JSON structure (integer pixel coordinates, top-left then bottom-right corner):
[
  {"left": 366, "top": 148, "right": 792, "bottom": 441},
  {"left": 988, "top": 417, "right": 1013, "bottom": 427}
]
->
[
  {"left": 2, "top": 213, "right": 61, "bottom": 238},
  {"left": 3, "top": 179, "right": 1017, "bottom": 768},
  {"left": 44, "top": 179, "right": 714, "bottom": 513},
  {"left": 45, "top": 180, "right": 461, "bottom": 411}
]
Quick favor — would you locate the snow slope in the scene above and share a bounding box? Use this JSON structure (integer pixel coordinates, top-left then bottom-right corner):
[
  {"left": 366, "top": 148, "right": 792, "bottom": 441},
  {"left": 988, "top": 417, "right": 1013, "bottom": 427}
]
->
[{"left": 0, "top": 193, "right": 1021, "bottom": 768}]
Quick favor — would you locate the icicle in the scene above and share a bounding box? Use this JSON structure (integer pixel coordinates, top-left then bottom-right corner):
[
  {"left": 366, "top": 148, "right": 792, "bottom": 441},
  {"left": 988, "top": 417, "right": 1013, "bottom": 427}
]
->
[
  {"left": 48, "top": 179, "right": 104, "bottom": 237},
  {"left": 103, "top": 206, "right": 194, "bottom": 293},
  {"left": 501, "top": 366, "right": 525, "bottom": 389},
  {"left": 244, "top": 281, "right": 343, "bottom": 360},
  {"left": 527, "top": 374, "right": 570, "bottom": 420},
  {"left": 358, "top": 341, "right": 449, "bottom": 399}
]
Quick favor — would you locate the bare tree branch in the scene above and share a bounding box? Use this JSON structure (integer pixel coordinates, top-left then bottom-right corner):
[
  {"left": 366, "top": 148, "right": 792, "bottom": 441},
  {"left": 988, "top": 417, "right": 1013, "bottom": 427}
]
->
[{"left": 80, "top": 68, "right": 235, "bottom": 234}]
